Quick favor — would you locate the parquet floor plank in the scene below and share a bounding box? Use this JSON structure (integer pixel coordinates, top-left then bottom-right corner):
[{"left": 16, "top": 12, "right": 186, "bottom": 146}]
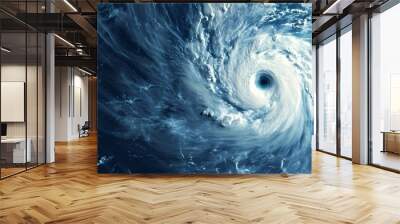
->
[{"left": 1, "top": 135, "right": 400, "bottom": 223}]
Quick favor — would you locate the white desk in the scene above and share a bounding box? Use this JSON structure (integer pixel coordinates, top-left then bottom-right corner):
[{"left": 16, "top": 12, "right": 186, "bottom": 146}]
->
[{"left": 1, "top": 138, "right": 31, "bottom": 163}]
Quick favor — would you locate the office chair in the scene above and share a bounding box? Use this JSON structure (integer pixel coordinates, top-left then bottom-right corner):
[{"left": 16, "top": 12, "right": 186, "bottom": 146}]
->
[{"left": 79, "top": 121, "right": 90, "bottom": 138}]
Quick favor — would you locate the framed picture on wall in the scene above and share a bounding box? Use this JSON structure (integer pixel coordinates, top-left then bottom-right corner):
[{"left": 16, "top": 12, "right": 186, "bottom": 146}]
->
[{"left": 97, "top": 3, "right": 313, "bottom": 174}]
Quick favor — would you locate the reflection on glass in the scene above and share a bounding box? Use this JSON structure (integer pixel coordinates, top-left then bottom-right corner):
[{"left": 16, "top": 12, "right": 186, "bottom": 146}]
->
[
  {"left": 371, "top": 4, "right": 400, "bottom": 171},
  {"left": 0, "top": 1, "right": 46, "bottom": 179},
  {"left": 38, "top": 33, "right": 46, "bottom": 165},
  {"left": 318, "top": 38, "right": 337, "bottom": 154},
  {"left": 390, "top": 75, "right": 400, "bottom": 130},
  {"left": 340, "top": 29, "right": 352, "bottom": 158},
  {"left": 27, "top": 32, "right": 38, "bottom": 169},
  {"left": 1, "top": 32, "right": 27, "bottom": 177},
  {"left": 312, "top": 46, "right": 317, "bottom": 150}
]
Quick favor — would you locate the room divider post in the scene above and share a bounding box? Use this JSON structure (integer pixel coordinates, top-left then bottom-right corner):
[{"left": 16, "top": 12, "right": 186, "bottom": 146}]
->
[
  {"left": 315, "top": 44, "right": 320, "bottom": 151},
  {"left": 336, "top": 28, "right": 342, "bottom": 157}
]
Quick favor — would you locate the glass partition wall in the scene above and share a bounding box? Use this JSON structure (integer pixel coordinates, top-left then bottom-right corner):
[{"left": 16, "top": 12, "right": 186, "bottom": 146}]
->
[
  {"left": 339, "top": 27, "right": 353, "bottom": 159},
  {"left": 317, "top": 36, "right": 337, "bottom": 155},
  {"left": 0, "top": 30, "right": 27, "bottom": 177},
  {"left": 317, "top": 0, "right": 400, "bottom": 171},
  {"left": 370, "top": 3, "right": 400, "bottom": 171},
  {"left": 0, "top": 1, "right": 46, "bottom": 179},
  {"left": 316, "top": 26, "right": 352, "bottom": 159}
]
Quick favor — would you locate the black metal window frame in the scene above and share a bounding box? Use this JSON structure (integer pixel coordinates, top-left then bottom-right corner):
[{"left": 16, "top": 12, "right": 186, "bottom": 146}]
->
[
  {"left": 315, "top": 23, "right": 353, "bottom": 161},
  {"left": 315, "top": 0, "right": 400, "bottom": 174},
  {"left": 367, "top": 1, "right": 400, "bottom": 173},
  {"left": 0, "top": 0, "right": 48, "bottom": 180}
]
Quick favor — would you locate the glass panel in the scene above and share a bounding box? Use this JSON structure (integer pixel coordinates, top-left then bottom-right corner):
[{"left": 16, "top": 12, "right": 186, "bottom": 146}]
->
[
  {"left": 312, "top": 45, "right": 317, "bottom": 150},
  {"left": 74, "top": 85, "right": 82, "bottom": 137},
  {"left": 26, "top": 0, "right": 39, "bottom": 169},
  {"left": 1, "top": 31, "right": 27, "bottom": 177},
  {"left": 27, "top": 31, "right": 38, "bottom": 169},
  {"left": 318, "top": 37, "right": 337, "bottom": 154},
  {"left": 38, "top": 32, "right": 45, "bottom": 165},
  {"left": 371, "top": 4, "right": 400, "bottom": 171},
  {"left": 0, "top": 1, "right": 46, "bottom": 179},
  {"left": 340, "top": 29, "right": 352, "bottom": 158}
]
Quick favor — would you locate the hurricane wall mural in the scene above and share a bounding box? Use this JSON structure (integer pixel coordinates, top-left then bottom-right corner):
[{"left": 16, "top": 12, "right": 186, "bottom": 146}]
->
[{"left": 97, "top": 3, "right": 313, "bottom": 174}]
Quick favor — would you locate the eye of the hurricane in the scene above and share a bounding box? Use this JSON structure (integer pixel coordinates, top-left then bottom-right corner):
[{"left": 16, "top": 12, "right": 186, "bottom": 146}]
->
[{"left": 255, "top": 71, "right": 274, "bottom": 90}]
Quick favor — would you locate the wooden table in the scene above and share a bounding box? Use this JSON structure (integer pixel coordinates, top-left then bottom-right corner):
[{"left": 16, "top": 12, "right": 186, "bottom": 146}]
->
[{"left": 382, "top": 131, "right": 400, "bottom": 154}]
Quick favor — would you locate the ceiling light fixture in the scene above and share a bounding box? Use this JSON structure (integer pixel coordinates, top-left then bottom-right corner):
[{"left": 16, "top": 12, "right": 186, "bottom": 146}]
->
[
  {"left": 1, "top": 47, "right": 11, "bottom": 53},
  {"left": 63, "top": 0, "right": 78, "bottom": 12},
  {"left": 54, "top": 34, "right": 75, "bottom": 48},
  {"left": 76, "top": 48, "right": 86, "bottom": 56},
  {"left": 78, "top": 67, "right": 93, "bottom": 76},
  {"left": 322, "top": 0, "right": 354, "bottom": 15}
]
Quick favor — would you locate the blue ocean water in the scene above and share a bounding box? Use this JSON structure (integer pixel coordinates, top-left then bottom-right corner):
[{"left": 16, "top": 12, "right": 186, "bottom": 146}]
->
[{"left": 97, "top": 3, "right": 313, "bottom": 174}]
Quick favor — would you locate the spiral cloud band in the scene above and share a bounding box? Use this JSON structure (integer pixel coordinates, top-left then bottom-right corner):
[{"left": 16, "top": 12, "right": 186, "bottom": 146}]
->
[{"left": 98, "top": 3, "right": 313, "bottom": 174}]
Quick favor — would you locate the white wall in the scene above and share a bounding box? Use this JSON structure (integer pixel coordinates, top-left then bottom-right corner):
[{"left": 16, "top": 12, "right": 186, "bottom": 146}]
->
[
  {"left": 1, "top": 65, "right": 27, "bottom": 140},
  {"left": 1, "top": 64, "right": 25, "bottom": 81},
  {"left": 55, "top": 67, "right": 89, "bottom": 141},
  {"left": 72, "top": 73, "right": 89, "bottom": 138},
  {"left": 55, "top": 67, "right": 69, "bottom": 141},
  {"left": 1, "top": 63, "right": 46, "bottom": 164},
  {"left": 1, "top": 64, "right": 41, "bottom": 137}
]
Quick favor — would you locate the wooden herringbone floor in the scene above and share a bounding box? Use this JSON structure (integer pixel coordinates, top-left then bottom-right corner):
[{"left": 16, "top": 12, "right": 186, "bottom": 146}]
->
[{"left": 1, "top": 135, "right": 400, "bottom": 224}]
